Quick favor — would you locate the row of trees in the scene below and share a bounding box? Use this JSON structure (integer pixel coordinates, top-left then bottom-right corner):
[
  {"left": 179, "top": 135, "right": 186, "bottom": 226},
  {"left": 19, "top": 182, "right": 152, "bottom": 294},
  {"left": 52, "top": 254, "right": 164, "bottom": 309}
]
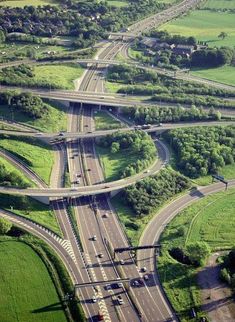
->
[
  {"left": 164, "top": 126, "right": 235, "bottom": 178},
  {"left": 98, "top": 130, "right": 156, "bottom": 177},
  {"left": 191, "top": 47, "right": 234, "bottom": 67},
  {"left": 0, "top": 91, "right": 47, "bottom": 118},
  {"left": 107, "top": 65, "right": 158, "bottom": 84},
  {"left": 121, "top": 105, "right": 221, "bottom": 124},
  {"left": 146, "top": 30, "right": 197, "bottom": 45},
  {"left": 124, "top": 169, "right": 190, "bottom": 216},
  {"left": 220, "top": 248, "right": 235, "bottom": 289}
]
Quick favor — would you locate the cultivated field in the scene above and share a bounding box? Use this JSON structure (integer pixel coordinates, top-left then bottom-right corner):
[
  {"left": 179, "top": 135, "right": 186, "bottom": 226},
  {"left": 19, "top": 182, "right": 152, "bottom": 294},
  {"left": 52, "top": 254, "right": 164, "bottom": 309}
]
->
[
  {"left": 160, "top": 10, "right": 235, "bottom": 47},
  {"left": 0, "top": 240, "right": 67, "bottom": 322}
]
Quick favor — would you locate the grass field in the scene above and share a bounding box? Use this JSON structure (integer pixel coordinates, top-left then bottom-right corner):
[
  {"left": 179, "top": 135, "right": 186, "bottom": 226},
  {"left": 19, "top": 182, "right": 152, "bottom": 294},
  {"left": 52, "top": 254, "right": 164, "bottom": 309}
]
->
[
  {"left": 0, "top": 156, "right": 33, "bottom": 187},
  {"left": 0, "top": 0, "right": 57, "bottom": 7},
  {"left": 191, "top": 65, "right": 235, "bottom": 87},
  {"left": 0, "top": 100, "right": 67, "bottom": 132},
  {"left": 34, "top": 63, "right": 84, "bottom": 90},
  {"left": 158, "top": 187, "right": 235, "bottom": 321},
  {"left": 202, "top": 0, "right": 235, "bottom": 10},
  {"left": 107, "top": 0, "right": 128, "bottom": 7},
  {"left": 160, "top": 10, "right": 235, "bottom": 47},
  {"left": 0, "top": 240, "right": 67, "bottom": 322},
  {"left": 0, "top": 137, "right": 53, "bottom": 184},
  {"left": 193, "top": 163, "right": 235, "bottom": 186},
  {"left": 94, "top": 111, "right": 123, "bottom": 130},
  {"left": 95, "top": 145, "right": 139, "bottom": 182},
  {"left": 0, "top": 194, "right": 62, "bottom": 235}
]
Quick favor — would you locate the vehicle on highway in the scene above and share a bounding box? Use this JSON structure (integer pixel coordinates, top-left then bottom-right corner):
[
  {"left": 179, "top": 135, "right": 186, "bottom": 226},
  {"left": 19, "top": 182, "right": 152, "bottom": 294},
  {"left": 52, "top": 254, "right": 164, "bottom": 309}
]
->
[
  {"left": 103, "top": 212, "right": 109, "bottom": 218},
  {"left": 104, "top": 284, "right": 111, "bottom": 291},
  {"left": 98, "top": 253, "right": 103, "bottom": 258},
  {"left": 120, "top": 259, "right": 125, "bottom": 265},
  {"left": 144, "top": 169, "right": 150, "bottom": 174},
  {"left": 92, "top": 235, "right": 97, "bottom": 241},
  {"left": 159, "top": 123, "right": 163, "bottom": 126},
  {"left": 112, "top": 283, "right": 123, "bottom": 289},
  {"left": 144, "top": 274, "right": 149, "bottom": 281},
  {"left": 141, "top": 267, "right": 147, "bottom": 272},
  {"left": 117, "top": 295, "right": 124, "bottom": 305},
  {"left": 92, "top": 296, "right": 97, "bottom": 303}
]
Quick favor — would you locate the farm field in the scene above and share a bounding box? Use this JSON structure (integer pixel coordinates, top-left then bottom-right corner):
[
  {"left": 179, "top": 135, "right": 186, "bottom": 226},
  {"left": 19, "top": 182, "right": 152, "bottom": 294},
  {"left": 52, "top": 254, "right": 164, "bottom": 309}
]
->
[
  {"left": 94, "top": 110, "right": 123, "bottom": 130},
  {"left": 0, "top": 137, "right": 53, "bottom": 184},
  {"left": 0, "top": 240, "right": 67, "bottom": 322},
  {"left": 191, "top": 65, "right": 235, "bottom": 87},
  {"left": 202, "top": 0, "right": 235, "bottom": 10},
  {"left": 158, "top": 187, "right": 235, "bottom": 321},
  {"left": 0, "top": 0, "right": 57, "bottom": 7},
  {"left": 160, "top": 10, "right": 235, "bottom": 47}
]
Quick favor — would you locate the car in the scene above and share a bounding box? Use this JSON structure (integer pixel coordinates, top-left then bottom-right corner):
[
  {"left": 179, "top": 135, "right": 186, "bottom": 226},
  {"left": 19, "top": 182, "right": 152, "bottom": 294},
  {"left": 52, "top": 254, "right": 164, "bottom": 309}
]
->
[
  {"left": 117, "top": 295, "right": 124, "bottom": 305},
  {"left": 104, "top": 284, "right": 111, "bottom": 291},
  {"left": 77, "top": 173, "right": 81, "bottom": 177},
  {"left": 103, "top": 212, "right": 109, "bottom": 218},
  {"left": 158, "top": 123, "right": 163, "bottom": 127},
  {"left": 120, "top": 259, "right": 125, "bottom": 265},
  {"left": 58, "top": 132, "right": 64, "bottom": 136},
  {"left": 92, "top": 235, "right": 97, "bottom": 241},
  {"left": 36, "top": 132, "right": 43, "bottom": 136},
  {"left": 76, "top": 179, "right": 80, "bottom": 184},
  {"left": 71, "top": 188, "right": 78, "bottom": 191},
  {"left": 141, "top": 267, "right": 147, "bottom": 273},
  {"left": 87, "top": 168, "right": 91, "bottom": 171},
  {"left": 144, "top": 169, "right": 150, "bottom": 174},
  {"left": 132, "top": 280, "right": 140, "bottom": 287},
  {"left": 144, "top": 274, "right": 149, "bottom": 281},
  {"left": 92, "top": 296, "right": 97, "bottom": 303},
  {"left": 87, "top": 131, "right": 93, "bottom": 134},
  {"left": 98, "top": 253, "right": 103, "bottom": 258},
  {"left": 112, "top": 283, "right": 122, "bottom": 289}
]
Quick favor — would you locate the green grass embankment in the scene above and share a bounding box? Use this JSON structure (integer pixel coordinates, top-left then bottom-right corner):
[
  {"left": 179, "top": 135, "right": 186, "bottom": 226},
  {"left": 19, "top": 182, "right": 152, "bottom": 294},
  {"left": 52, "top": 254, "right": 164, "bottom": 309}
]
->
[{"left": 158, "top": 188, "right": 235, "bottom": 321}]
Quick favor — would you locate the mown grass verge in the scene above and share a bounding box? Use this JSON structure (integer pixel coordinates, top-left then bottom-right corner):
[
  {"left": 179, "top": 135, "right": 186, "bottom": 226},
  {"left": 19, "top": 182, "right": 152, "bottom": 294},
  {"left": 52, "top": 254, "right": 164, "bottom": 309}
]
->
[
  {"left": 0, "top": 136, "right": 54, "bottom": 184},
  {"left": 94, "top": 110, "right": 123, "bottom": 130},
  {"left": 0, "top": 194, "right": 62, "bottom": 236}
]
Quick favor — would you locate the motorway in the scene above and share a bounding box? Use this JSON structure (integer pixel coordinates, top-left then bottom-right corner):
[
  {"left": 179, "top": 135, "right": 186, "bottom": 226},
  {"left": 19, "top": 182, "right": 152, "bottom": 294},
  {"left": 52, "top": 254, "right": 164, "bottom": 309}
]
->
[{"left": 1, "top": 0, "right": 230, "bottom": 321}]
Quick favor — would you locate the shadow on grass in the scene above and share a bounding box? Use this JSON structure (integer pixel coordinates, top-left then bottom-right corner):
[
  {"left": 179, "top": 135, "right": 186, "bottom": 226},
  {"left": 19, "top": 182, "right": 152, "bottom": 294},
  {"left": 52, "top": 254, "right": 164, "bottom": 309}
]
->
[{"left": 32, "top": 300, "right": 66, "bottom": 313}]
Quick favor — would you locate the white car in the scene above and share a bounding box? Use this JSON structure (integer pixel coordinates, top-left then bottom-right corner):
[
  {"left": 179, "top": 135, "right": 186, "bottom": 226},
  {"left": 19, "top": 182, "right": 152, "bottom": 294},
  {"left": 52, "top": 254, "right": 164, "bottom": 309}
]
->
[{"left": 92, "top": 296, "right": 97, "bottom": 303}]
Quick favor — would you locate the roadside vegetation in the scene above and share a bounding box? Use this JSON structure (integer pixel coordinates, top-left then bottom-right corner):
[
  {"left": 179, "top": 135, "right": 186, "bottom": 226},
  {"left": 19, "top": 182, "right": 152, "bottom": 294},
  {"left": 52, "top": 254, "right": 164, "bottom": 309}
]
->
[
  {"left": 112, "top": 168, "right": 190, "bottom": 245},
  {"left": 0, "top": 135, "right": 54, "bottom": 184},
  {"left": 0, "top": 156, "right": 32, "bottom": 188},
  {"left": 94, "top": 110, "right": 123, "bottom": 130},
  {"left": 0, "top": 63, "right": 83, "bottom": 89},
  {"left": 96, "top": 130, "right": 156, "bottom": 181},
  {"left": 158, "top": 188, "right": 235, "bottom": 321},
  {"left": 106, "top": 65, "right": 235, "bottom": 109},
  {"left": 163, "top": 126, "right": 235, "bottom": 179},
  {"left": 0, "top": 91, "right": 67, "bottom": 132},
  {"left": 0, "top": 194, "right": 62, "bottom": 235}
]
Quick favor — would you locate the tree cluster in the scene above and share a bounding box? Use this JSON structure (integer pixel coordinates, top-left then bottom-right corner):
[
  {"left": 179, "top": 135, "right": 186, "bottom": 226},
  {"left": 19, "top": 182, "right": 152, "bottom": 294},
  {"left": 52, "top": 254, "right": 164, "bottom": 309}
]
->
[
  {"left": 0, "top": 91, "right": 47, "bottom": 118},
  {"left": 164, "top": 126, "right": 235, "bottom": 178},
  {"left": 107, "top": 65, "right": 158, "bottom": 84},
  {"left": 98, "top": 130, "right": 156, "bottom": 177},
  {"left": 122, "top": 105, "right": 221, "bottom": 124},
  {"left": 191, "top": 47, "right": 234, "bottom": 67},
  {"left": 0, "top": 0, "right": 166, "bottom": 47},
  {"left": 220, "top": 248, "right": 235, "bottom": 289},
  {"left": 146, "top": 30, "right": 197, "bottom": 46},
  {"left": 124, "top": 169, "right": 190, "bottom": 215}
]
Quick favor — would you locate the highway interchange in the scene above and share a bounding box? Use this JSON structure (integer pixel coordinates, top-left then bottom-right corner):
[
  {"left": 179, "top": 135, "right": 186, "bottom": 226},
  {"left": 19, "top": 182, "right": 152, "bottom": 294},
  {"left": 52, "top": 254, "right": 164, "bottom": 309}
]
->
[{"left": 0, "top": 0, "right": 235, "bottom": 321}]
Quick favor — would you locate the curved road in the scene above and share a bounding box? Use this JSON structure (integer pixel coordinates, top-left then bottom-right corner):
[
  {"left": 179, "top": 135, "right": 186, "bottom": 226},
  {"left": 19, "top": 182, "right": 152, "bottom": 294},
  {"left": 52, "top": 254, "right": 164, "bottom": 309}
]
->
[{"left": 138, "top": 180, "right": 235, "bottom": 319}]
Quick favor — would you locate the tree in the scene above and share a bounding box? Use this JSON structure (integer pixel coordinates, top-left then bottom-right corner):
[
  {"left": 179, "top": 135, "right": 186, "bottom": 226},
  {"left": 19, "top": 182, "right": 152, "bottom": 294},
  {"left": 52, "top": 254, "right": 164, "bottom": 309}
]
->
[
  {"left": 186, "top": 241, "right": 211, "bottom": 266},
  {"left": 0, "top": 30, "right": 5, "bottom": 44},
  {"left": 218, "top": 32, "right": 228, "bottom": 40},
  {"left": 111, "top": 142, "right": 120, "bottom": 153},
  {"left": 0, "top": 217, "right": 12, "bottom": 235}
]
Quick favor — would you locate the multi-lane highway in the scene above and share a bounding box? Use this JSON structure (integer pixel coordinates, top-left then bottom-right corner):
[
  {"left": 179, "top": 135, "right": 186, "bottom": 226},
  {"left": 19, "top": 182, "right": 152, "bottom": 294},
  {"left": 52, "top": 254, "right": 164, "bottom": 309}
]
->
[{"left": 2, "top": 0, "right": 232, "bottom": 321}]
